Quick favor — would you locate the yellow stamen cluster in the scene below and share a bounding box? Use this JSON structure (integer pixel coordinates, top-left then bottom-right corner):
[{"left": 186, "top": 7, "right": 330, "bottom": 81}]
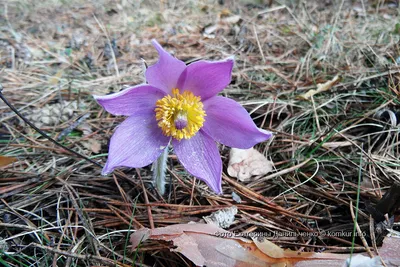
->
[{"left": 155, "top": 89, "right": 206, "bottom": 140}]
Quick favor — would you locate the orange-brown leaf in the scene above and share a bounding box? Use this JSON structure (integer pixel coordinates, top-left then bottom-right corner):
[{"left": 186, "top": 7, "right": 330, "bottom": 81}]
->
[
  {"left": 130, "top": 223, "right": 353, "bottom": 267},
  {"left": 0, "top": 155, "right": 17, "bottom": 167}
]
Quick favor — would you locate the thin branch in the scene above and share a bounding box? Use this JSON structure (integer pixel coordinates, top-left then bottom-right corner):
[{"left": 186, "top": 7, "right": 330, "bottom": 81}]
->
[{"left": 0, "top": 87, "right": 103, "bottom": 168}]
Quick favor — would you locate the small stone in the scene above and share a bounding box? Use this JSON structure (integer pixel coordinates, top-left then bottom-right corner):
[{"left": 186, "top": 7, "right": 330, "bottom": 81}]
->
[{"left": 232, "top": 192, "right": 242, "bottom": 203}]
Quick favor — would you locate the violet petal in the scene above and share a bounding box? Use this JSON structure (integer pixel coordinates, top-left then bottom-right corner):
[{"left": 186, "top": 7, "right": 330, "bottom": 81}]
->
[
  {"left": 145, "top": 40, "right": 186, "bottom": 94},
  {"left": 177, "top": 58, "right": 234, "bottom": 100},
  {"left": 102, "top": 113, "right": 169, "bottom": 175},
  {"left": 94, "top": 84, "right": 166, "bottom": 116},
  {"left": 173, "top": 131, "right": 222, "bottom": 194},
  {"left": 202, "top": 96, "right": 272, "bottom": 149}
]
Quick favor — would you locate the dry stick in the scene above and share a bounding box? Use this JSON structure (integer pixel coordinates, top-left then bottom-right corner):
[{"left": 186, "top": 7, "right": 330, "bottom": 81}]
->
[
  {"left": 253, "top": 24, "right": 266, "bottom": 64},
  {"left": 311, "top": 95, "right": 321, "bottom": 133},
  {"left": 107, "top": 203, "right": 133, "bottom": 227},
  {"left": 189, "top": 178, "right": 196, "bottom": 206},
  {"left": 56, "top": 177, "right": 100, "bottom": 257},
  {"left": 53, "top": 206, "right": 74, "bottom": 267},
  {"left": 369, "top": 215, "right": 389, "bottom": 267},
  {"left": 349, "top": 201, "right": 374, "bottom": 258},
  {"left": 136, "top": 168, "right": 155, "bottom": 229},
  {"left": 57, "top": 113, "right": 90, "bottom": 140},
  {"left": 31, "top": 243, "right": 136, "bottom": 267},
  {"left": 166, "top": 166, "right": 193, "bottom": 194},
  {"left": 93, "top": 15, "right": 120, "bottom": 79},
  {"left": 0, "top": 89, "right": 103, "bottom": 168},
  {"left": 112, "top": 174, "right": 130, "bottom": 206},
  {"left": 109, "top": 204, "right": 143, "bottom": 229},
  {"left": 297, "top": 69, "right": 400, "bottom": 92},
  {"left": 224, "top": 175, "right": 324, "bottom": 220},
  {"left": 249, "top": 158, "right": 311, "bottom": 186}
]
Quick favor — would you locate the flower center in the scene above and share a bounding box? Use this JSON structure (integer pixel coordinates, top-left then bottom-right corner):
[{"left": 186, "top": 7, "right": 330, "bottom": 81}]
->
[{"left": 155, "top": 89, "right": 206, "bottom": 140}]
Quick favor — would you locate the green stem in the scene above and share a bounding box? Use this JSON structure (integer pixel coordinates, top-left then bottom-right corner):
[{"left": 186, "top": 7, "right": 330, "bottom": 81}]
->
[
  {"left": 349, "top": 147, "right": 363, "bottom": 267},
  {"left": 152, "top": 146, "right": 169, "bottom": 195}
]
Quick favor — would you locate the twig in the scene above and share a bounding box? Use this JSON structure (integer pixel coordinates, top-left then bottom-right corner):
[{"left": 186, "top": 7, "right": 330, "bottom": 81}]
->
[
  {"left": 253, "top": 24, "right": 266, "bottom": 64},
  {"left": 56, "top": 177, "right": 101, "bottom": 257},
  {"left": 350, "top": 201, "right": 374, "bottom": 257},
  {"left": 136, "top": 169, "right": 154, "bottom": 229},
  {"left": 30, "top": 243, "right": 137, "bottom": 267},
  {"left": 223, "top": 175, "right": 325, "bottom": 220},
  {"left": 369, "top": 216, "right": 388, "bottom": 267},
  {"left": 189, "top": 178, "right": 196, "bottom": 206},
  {"left": 249, "top": 158, "right": 312, "bottom": 186},
  {"left": 0, "top": 87, "right": 103, "bottom": 168},
  {"left": 57, "top": 113, "right": 90, "bottom": 140}
]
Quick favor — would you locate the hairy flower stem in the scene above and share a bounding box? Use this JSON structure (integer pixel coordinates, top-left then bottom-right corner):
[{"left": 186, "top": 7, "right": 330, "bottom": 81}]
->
[{"left": 152, "top": 145, "right": 169, "bottom": 195}]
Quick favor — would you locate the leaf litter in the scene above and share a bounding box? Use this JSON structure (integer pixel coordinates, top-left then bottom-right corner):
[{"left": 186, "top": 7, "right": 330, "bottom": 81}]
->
[{"left": 130, "top": 223, "right": 400, "bottom": 266}]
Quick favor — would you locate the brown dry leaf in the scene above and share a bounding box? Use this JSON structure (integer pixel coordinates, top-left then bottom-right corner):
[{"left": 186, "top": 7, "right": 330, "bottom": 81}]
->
[
  {"left": 130, "top": 223, "right": 359, "bottom": 267},
  {"left": 82, "top": 139, "right": 101, "bottom": 154},
  {"left": 253, "top": 237, "right": 348, "bottom": 262},
  {"left": 89, "top": 139, "right": 101, "bottom": 153},
  {"left": 294, "top": 236, "right": 400, "bottom": 267},
  {"left": 131, "top": 224, "right": 267, "bottom": 267},
  {"left": 299, "top": 75, "right": 341, "bottom": 100},
  {"left": 228, "top": 147, "right": 273, "bottom": 182},
  {"left": 0, "top": 155, "right": 17, "bottom": 167}
]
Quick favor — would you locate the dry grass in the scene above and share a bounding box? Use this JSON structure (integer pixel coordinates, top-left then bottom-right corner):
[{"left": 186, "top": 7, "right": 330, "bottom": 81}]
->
[{"left": 1, "top": 0, "right": 400, "bottom": 266}]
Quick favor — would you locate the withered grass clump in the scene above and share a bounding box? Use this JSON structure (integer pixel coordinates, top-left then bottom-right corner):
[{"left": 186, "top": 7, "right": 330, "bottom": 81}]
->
[{"left": 1, "top": 0, "right": 400, "bottom": 266}]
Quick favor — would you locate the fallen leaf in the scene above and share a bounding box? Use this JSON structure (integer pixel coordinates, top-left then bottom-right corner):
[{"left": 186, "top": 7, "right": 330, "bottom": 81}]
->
[
  {"left": 89, "top": 139, "right": 101, "bottom": 153},
  {"left": 0, "top": 155, "right": 17, "bottom": 167},
  {"left": 82, "top": 139, "right": 101, "bottom": 153},
  {"left": 130, "top": 223, "right": 361, "bottom": 267},
  {"left": 131, "top": 224, "right": 266, "bottom": 267},
  {"left": 299, "top": 75, "right": 341, "bottom": 100},
  {"left": 253, "top": 237, "right": 348, "bottom": 261},
  {"left": 228, "top": 147, "right": 273, "bottom": 182},
  {"left": 295, "top": 236, "right": 400, "bottom": 267}
]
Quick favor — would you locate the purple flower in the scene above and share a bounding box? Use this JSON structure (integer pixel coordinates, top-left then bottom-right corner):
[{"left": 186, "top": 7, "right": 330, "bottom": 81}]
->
[{"left": 94, "top": 40, "right": 272, "bottom": 194}]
